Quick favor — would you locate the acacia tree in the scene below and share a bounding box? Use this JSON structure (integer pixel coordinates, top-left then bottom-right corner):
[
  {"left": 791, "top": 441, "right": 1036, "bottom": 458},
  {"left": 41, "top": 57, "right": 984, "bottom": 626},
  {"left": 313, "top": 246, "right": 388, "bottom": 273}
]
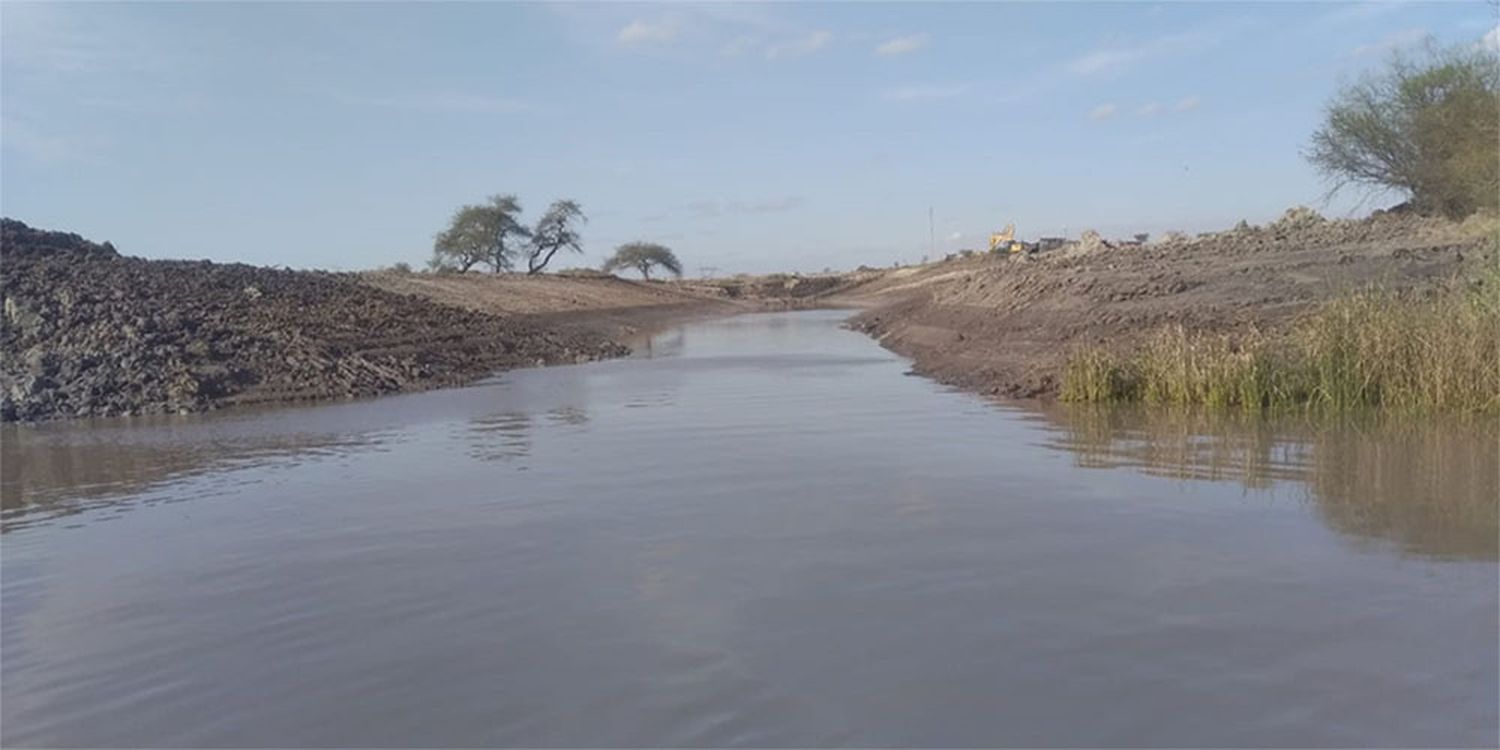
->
[
  {"left": 526, "top": 200, "right": 586, "bottom": 275},
  {"left": 602, "top": 242, "right": 683, "bottom": 281},
  {"left": 1306, "top": 41, "right": 1499, "bottom": 218},
  {"left": 430, "top": 194, "right": 530, "bottom": 273}
]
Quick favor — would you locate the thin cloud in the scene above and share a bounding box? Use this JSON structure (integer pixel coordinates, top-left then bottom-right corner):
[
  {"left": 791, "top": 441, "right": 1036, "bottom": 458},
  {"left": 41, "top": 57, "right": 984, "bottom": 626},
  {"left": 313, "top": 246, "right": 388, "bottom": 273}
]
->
[
  {"left": 766, "top": 30, "right": 831, "bottom": 60},
  {"left": 720, "top": 35, "right": 759, "bottom": 57},
  {"left": 1136, "top": 102, "right": 1163, "bottom": 116},
  {"left": 1, "top": 117, "right": 88, "bottom": 163},
  {"left": 1067, "top": 23, "right": 1238, "bottom": 77},
  {"left": 685, "top": 197, "right": 804, "bottom": 217},
  {"left": 1088, "top": 103, "right": 1119, "bottom": 121},
  {"left": 1484, "top": 26, "right": 1500, "bottom": 52},
  {"left": 1, "top": 3, "right": 169, "bottom": 77},
  {"left": 731, "top": 196, "right": 804, "bottom": 214},
  {"left": 686, "top": 200, "right": 721, "bottom": 218},
  {"left": 882, "top": 84, "right": 968, "bottom": 102},
  {"left": 343, "top": 91, "right": 530, "bottom": 114},
  {"left": 1351, "top": 27, "right": 1428, "bottom": 57},
  {"left": 1070, "top": 48, "right": 1140, "bottom": 76},
  {"left": 1173, "top": 96, "right": 1200, "bottom": 112},
  {"left": 875, "top": 33, "right": 930, "bottom": 56},
  {"left": 1316, "top": 0, "right": 1413, "bottom": 27},
  {"left": 618, "top": 18, "right": 680, "bottom": 46}
]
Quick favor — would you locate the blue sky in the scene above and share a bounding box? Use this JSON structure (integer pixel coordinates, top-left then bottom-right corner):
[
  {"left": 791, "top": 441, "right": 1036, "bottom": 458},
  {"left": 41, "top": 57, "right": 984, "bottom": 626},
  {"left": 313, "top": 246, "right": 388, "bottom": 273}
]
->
[{"left": 2, "top": 2, "right": 1496, "bottom": 274}]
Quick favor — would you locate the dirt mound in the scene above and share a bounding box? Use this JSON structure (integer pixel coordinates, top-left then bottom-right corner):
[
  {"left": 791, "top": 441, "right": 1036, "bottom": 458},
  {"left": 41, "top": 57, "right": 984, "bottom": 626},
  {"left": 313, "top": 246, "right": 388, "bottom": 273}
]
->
[
  {"left": 846, "top": 210, "right": 1492, "bottom": 400},
  {"left": 2, "top": 220, "right": 627, "bottom": 422}
]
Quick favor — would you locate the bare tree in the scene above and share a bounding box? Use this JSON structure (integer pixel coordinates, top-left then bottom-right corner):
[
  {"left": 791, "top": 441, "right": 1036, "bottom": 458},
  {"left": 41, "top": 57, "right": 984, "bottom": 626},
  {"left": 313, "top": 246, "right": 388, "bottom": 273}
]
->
[
  {"left": 526, "top": 200, "right": 586, "bottom": 275},
  {"left": 602, "top": 242, "right": 683, "bottom": 281}
]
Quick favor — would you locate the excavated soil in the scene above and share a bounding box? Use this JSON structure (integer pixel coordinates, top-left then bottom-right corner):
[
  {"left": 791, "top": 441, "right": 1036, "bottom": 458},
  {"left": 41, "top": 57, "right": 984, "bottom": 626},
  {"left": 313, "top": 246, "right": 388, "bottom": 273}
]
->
[
  {"left": 1, "top": 220, "right": 632, "bottom": 422},
  {"left": 7, "top": 209, "right": 1491, "bottom": 420},
  {"left": 844, "top": 211, "right": 1496, "bottom": 399}
]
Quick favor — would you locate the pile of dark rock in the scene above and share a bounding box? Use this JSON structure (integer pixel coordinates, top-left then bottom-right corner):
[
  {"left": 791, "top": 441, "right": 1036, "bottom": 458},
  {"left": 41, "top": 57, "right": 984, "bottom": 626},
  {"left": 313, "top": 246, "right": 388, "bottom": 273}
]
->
[{"left": 1, "top": 219, "right": 626, "bottom": 422}]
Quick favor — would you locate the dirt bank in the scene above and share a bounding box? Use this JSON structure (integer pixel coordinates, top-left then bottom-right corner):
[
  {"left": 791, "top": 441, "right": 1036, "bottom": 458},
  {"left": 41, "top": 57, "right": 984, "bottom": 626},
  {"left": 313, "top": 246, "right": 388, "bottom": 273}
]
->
[
  {"left": 362, "top": 269, "right": 744, "bottom": 341},
  {"left": 363, "top": 268, "right": 883, "bottom": 331},
  {"left": 842, "top": 210, "right": 1496, "bottom": 399},
  {"left": 0, "top": 221, "right": 729, "bottom": 422}
]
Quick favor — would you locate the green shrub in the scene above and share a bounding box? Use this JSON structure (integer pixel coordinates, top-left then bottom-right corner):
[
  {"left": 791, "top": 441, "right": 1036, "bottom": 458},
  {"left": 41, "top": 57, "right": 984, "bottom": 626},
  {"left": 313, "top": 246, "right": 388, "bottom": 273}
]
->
[{"left": 1307, "top": 41, "right": 1500, "bottom": 219}]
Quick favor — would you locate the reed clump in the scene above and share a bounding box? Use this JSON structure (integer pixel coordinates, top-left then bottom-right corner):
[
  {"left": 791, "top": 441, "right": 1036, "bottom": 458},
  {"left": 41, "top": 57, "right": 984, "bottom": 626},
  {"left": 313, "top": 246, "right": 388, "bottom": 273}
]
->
[{"left": 1061, "top": 276, "right": 1500, "bottom": 414}]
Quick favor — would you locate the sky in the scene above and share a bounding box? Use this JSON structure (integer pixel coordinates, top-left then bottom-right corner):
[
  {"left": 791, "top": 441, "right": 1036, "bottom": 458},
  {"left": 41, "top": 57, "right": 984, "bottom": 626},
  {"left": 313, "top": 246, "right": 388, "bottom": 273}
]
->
[{"left": 3, "top": 2, "right": 1497, "bottom": 274}]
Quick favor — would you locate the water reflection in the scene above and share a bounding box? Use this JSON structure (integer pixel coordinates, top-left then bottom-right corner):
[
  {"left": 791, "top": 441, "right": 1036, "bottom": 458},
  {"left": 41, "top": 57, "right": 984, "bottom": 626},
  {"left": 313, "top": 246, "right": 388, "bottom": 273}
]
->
[
  {"left": 465, "top": 412, "right": 533, "bottom": 463},
  {"left": 2, "top": 311, "right": 1495, "bottom": 748},
  {"left": 0, "top": 420, "right": 383, "bottom": 532},
  {"left": 1035, "top": 404, "right": 1500, "bottom": 560},
  {"left": 631, "top": 328, "right": 685, "bottom": 360},
  {"left": 546, "top": 406, "right": 589, "bottom": 427}
]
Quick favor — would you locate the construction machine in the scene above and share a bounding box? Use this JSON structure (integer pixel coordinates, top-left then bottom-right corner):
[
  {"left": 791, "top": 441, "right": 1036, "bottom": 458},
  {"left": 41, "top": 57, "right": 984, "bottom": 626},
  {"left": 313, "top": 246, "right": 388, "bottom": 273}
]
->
[{"left": 989, "top": 223, "right": 1024, "bottom": 254}]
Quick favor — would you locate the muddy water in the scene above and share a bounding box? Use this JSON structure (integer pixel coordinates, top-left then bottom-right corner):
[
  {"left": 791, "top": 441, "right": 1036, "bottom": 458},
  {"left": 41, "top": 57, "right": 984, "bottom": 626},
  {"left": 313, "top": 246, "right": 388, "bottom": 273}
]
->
[{"left": 2, "top": 310, "right": 1496, "bottom": 748}]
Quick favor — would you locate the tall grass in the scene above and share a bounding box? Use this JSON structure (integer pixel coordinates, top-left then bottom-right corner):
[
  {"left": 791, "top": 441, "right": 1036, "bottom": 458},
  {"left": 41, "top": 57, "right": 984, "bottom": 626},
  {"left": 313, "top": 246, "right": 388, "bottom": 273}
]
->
[{"left": 1061, "top": 276, "right": 1500, "bottom": 414}]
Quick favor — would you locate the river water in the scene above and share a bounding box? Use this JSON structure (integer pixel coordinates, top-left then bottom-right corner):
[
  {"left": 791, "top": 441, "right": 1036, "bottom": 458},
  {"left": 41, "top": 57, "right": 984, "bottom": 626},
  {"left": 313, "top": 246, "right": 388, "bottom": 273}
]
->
[{"left": 2, "top": 310, "right": 1496, "bottom": 747}]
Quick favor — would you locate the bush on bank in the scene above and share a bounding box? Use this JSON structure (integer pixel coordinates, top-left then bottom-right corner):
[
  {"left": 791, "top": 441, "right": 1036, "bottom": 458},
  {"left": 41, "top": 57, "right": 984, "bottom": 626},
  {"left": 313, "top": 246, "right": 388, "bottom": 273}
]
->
[{"left": 1306, "top": 41, "right": 1500, "bottom": 219}]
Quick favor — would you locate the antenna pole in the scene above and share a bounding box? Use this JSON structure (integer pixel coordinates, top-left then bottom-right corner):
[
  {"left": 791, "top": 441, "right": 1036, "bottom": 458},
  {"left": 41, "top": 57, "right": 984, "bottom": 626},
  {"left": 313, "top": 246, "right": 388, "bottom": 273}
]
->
[{"left": 929, "top": 206, "right": 935, "bottom": 258}]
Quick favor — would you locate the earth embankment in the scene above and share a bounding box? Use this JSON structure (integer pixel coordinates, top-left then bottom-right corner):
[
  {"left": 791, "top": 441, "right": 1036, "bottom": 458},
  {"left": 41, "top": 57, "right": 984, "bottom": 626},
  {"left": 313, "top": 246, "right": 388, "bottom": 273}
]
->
[
  {"left": 0, "top": 221, "right": 726, "bottom": 422},
  {"left": 840, "top": 210, "right": 1495, "bottom": 399}
]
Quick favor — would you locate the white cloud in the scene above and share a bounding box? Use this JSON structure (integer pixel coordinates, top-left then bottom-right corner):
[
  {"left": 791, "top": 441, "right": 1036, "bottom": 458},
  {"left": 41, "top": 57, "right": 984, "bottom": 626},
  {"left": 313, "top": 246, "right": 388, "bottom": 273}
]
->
[
  {"left": 557, "top": 5, "right": 837, "bottom": 64},
  {"left": 1173, "top": 96, "right": 1200, "bottom": 112},
  {"left": 766, "top": 30, "right": 831, "bottom": 60},
  {"left": 617, "top": 18, "right": 680, "bottom": 46},
  {"left": 881, "top": 84, "right": 968, "bottom": 102},
  {"left": 1480, "top": 25, "right": 1499, "bottom": 52},
  {"left": 947, "top": 231, "right": 964, "bottom": 241},
  {"left": 1067, "top": 23, "right": 1237, "bottom": 77},
  {"left": 720, "top": 35, "right": 758, "bottom": 57},
  {"left": 1088, "top": 103, "right": 1119, "bottom": 121},
  {"left": 1070, "top": 49, "right": 1140, "bottom": 76},
  {"left": 875, "top": 33, "right": 930, "bottom": 56},
  {"left": 1136, "top": 102, "right": 1163, "bottom": 116},
  {"left": 1351, "top": 27, "right": 1428, "bottom": 57},
  {"left": 343, "top": 91, "right": 530, "bottom": 114}
]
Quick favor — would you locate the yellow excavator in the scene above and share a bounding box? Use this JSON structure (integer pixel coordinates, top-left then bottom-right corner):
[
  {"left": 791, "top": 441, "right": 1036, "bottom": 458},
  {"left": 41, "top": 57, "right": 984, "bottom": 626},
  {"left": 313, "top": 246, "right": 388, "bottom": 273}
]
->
[{"left": 989, "top": 223, "right": 1024, "bottom": 254}]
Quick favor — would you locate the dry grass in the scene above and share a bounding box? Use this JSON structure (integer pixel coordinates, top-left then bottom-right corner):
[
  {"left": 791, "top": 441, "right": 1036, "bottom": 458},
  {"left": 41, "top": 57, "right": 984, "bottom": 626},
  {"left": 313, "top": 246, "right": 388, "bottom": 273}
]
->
[{"left": 1062, "top": 268, "right": 1500, "bottom": 414}]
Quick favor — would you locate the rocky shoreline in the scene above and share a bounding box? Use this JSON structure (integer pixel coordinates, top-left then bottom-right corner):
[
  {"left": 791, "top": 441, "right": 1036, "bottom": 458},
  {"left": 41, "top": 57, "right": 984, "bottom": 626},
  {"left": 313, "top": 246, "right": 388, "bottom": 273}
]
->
[{"left": 1, "top": 220, "right": 630, "bottom": 422}]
